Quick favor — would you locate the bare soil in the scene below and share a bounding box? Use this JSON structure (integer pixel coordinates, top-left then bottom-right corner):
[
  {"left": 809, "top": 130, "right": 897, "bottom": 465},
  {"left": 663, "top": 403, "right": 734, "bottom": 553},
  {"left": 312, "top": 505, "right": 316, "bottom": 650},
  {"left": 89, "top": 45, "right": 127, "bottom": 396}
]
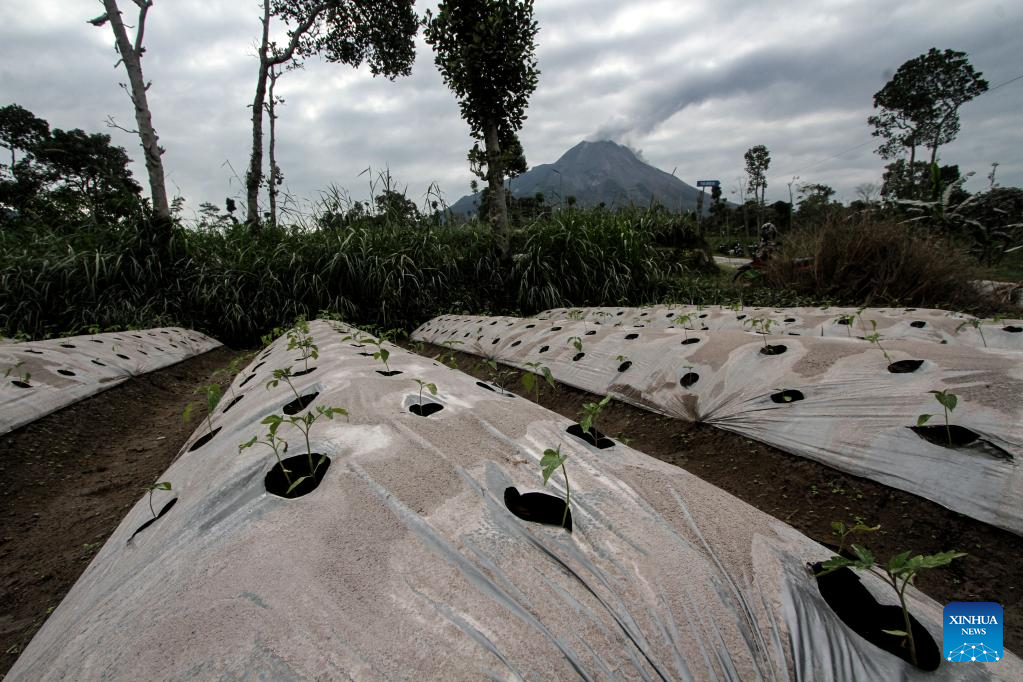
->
[
  {"left": 414, "top": 342, "right": 1023, "bottom": 653},
  {"left": 0, "top": 347, "right": 248, "bottom": 677}
]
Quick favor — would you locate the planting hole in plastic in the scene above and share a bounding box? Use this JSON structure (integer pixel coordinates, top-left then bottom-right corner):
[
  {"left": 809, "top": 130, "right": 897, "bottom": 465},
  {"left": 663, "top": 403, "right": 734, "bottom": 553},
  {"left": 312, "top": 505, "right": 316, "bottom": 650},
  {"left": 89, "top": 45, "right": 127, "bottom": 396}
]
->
[
  {"left": 784, "top": 317, "right": 796, "bottom": 323},
  {"left": 566, "top": 423, "right": 614, "bottom": 449},
  {"left": 888, "top": 360, "right": 924, "bottom": 374},
  {"left": 492, "top": 338, "right": 500, "bottom": 344},
  {"left": 618, "top": 360, "right": 632, "bottom": 372},
  {"left": 551, "top": 326, "right": 562, "bottom": 331},
  {"left": 252, "top": 361, "right": 265, "bottom": 371},
  {"left": 525, "top": 324, "right": 535, "bottom": 329},
  {"left": 679, "top": 372, "right": 699, "bottom": 388},
  {"left": 910, "top": 321, "right": 926, "bottom": 328},
  {"left": 681, "top": 338, "right": 699, "bottom": 345},
  {"left": 665, "top": 312, "right": 674, "bottom": 318},
  {"left": 736, "top": 314, "right": 746, "bottom": 320},
  {"left": 57, "top": 369, "right": 76, "bottom": 377},
  {"left": 572, "top": 352, "right": 585, "bottom": 362},
  {"left": 624, "top": 333, "right": 639, "bottom": 340},
  {"left": 221, "top": 395, "right": 243, "bottom": 413},
  {"left": 116, "top": 353, "right": 130, "bottom": 360},
  {"left": 128, "top": 498, "right": 177, "bottom": 543},
  {"left": 283, "top": 392, "right": 319, "bottom": 415},
  {"left": 358, "top": 352, "right": 374, "bottom": 357},
  {"left": 504, "top": 487, "right": 572, "bottom": 532},
  {"left": 910, "top": 425, "right": 980, "bottom": 448},
  {"left": 409, "top": 401, "right": 443, "bottom": 417},
  {"left": 293, "top": 367, "right": 316, "bottom": 377},
  {"left": 376, "top": 370, "right": 403, "bottom": 377},
  {"left": 760, "top": 344, "right": 787, "bottom": 356},
  {"left": 811, "top": 562, "right": 940, "bottom": 671},
  {"left": 511, "top": 340, "right": 521, "bottom": 347},
  {"left": 265, "top": 454, "right": 331, "bottom": 499},
  {"left": 92, "top": 359, "right": 106, "bottom": 366},
  {"left": 539, "top": 345, "right": 549, "bottom": 353},
  {"left": 698, "top": 313, "right": 707, "bottom": 318},
  {"left": 1004, "top": 326, "right": 1022, "bottom": 333},
  {"left": 11, "top": 380, "right": 31, "bottom": 389},
  {"left": 24, "top": 349, "right": 43, "bottom": 354},
  {"left": 239, "top": 373, "right": 257, "bottom": 387},
  {"left": 188, "top": 427, "right": 222, "bottom": 452},
  {"left": 837, "top": 318, "right": 850, "bottom": 326},
  {"left": 770, "top": 389, "right": 804, "bottom": 404},
  {"left": 91, "top": 339, "right": 104, "bottom": 344},
  {"left": 585, "top": 330, "right": 596, "bottom": 335}
]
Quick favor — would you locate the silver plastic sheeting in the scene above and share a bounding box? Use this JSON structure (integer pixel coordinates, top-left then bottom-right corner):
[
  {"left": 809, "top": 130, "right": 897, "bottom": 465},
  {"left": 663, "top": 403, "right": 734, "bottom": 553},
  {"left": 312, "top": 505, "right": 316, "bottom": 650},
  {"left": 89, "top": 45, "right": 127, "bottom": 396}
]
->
[
  {"left": 413, "top": 315, "right": 1023, "bottom": 536},
  {"left": 0, "top": 327, "right": 221, "bottom": 435},
  {"left": 11, "top": 320, "right": 1017, "bottom": 680},
  {"left": 534, "top": 305, "right": 1023, "bottom": 351}
]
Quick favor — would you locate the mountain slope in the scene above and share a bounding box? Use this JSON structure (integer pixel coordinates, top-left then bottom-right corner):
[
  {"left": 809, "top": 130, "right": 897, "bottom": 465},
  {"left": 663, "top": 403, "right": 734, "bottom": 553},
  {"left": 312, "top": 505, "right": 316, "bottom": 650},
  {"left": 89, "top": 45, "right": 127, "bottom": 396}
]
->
[{"left": 449, "top": 140, "right": 711, "bottom": 215}]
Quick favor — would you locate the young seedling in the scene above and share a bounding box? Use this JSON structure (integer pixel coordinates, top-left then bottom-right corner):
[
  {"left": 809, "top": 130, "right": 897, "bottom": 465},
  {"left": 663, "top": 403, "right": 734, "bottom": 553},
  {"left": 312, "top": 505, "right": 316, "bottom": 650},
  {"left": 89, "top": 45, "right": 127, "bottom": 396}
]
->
[
  {"left": 579, "top": 395, "right": 612, "bottom": 438},
  {"left": 142, "top": 481, "right": 172, "bottom": 518},
  {"left": 183, "top": 383, "right": 222, "bottom": 436},
  {"left": 214, "top": 353, "right": 255, "bottom": 401},
  {"left": 521, "top": 361, "right": 555, "bottom": 402},
  {"left": 413, "top": 378, "right": 437, "bottom": 406},
  {"left": 3, "top": 361, "right": 31, "bottom": 386},
  {"left": 917, "top": 389, "right": 958, "bottom": 446},
  {"left": 864, "top": 320, "right": 892, "bottom": 363},
  {"left": 673, "top": 314, "right": 694, "bottom": 340},
  {"left": 955, "top": 317, "right": 988, "bottom": 348},
  {"left": 260, "top": 405, "right": 349, "bottom": 495},
  {"left": 266, "top": 367, "right": 303, "bottom": 403},
  {"left": 568, "top": 336, "right": 583, "bottom": 353},
  {"left": 366, "top": 334, "right": 394, "bottom": 373},
  {"left": 240, "top": 416, "right": 293, "bottom": 488},
  {"left": 286, "top": 317, "right": 318, "bottom": 372},
  {"left": 745, "top": 317, "right": 775, "bottom": 348},
  {"left": 816, "top": 540, "right": 966, "bottom": 667},
  {"left": 835, "top": 313, "right": 856, "bottom": 337},
  {"left": 540, "top": 445, "right": 571, "bottom": 529},
  {"left": 830, "top": 519, "right": 880, "bottom": 555},
  {"left": 436, "top": 339, "right": 462, "bottom": 369}
]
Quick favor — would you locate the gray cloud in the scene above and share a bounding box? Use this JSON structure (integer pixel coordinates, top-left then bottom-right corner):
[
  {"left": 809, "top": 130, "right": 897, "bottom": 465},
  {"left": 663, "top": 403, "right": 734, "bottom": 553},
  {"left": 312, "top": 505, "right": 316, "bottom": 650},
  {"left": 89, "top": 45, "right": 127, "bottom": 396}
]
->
[{"left": 1, "top": 0, "right": 1020, "bottom": 214}]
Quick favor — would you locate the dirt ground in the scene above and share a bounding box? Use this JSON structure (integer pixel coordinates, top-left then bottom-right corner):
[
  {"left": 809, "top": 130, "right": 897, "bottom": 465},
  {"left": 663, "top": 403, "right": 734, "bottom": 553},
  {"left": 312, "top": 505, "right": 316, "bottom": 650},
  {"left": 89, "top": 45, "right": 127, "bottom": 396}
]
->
[
  {"left": 0, "top": 347, "right": 248, "bottom": 677},
  {"left": 1, "top": 339, "right": 1020, "bottom": 677},
  {"left": 411, "top": 342, "right": 1023, "bottom": 653}
]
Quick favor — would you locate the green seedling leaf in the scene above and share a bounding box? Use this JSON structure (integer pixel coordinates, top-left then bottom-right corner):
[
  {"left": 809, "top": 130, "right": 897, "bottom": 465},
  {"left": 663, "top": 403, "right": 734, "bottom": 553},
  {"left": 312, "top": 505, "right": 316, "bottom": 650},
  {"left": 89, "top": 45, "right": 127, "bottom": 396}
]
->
[
  {"left": 929, "top": 389, "right": 957, "bottom": 412},
  {"left": 540, "top": 447, "right": 567, "bottom": 485},
  {"left": 916, "top": 414, "right": 932, "bottom": 426}
]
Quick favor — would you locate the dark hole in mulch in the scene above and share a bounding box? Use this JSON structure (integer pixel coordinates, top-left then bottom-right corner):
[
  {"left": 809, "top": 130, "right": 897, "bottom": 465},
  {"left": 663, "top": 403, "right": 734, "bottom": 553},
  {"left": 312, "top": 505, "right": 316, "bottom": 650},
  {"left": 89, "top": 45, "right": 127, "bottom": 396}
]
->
[
  {"left": 665, "top": 312, "right": 675, "bottom": 318},
  {"left": 624, "top": 333, "right": 639, "bottom": 340},
  {"left": 138, "top": 350, "right": 148, "bottom": 356},
  {"left": 265, "top": 454, "right": 331, "bottom": 499},
  {"left": 585, "top": 330, "right": 596, "bottom": 335},
  {"left": 57, "top": 369, "right": 76, "bottom": 377},
  {"left": 511, "top": 340, "right": 521, "bottom": 347},
  {"left": 760, "top": 345, "right": 787, "bottom": 356},
  {"left": 888, "top": 360, "right": 924, "bottom": 374},
  {"left": 409, "top": 402, "right": 443, "bottom": 417},
  {"left": 60, "top": 343, "right": 75, "bottom": 348},
  {"left": 11, "top": 380, "right": 32, "bottom": 389},
  {"left": 492, "top": 338, "right": 500, "bottom": 344},
  {"left": 116, "top": 353, "right": 130, "bottom": 360},
  {"left": 837, "top": 318, "right": 851, "bottom": 325},
  {"left": 490, "top": 321, "right": 498, "bottom": 326},
  {"left": 188, "top": 426, "right": 222, "bottom": 452},
  {"left": 358, "top": 352, "right": 374, "bottom": 357},
  {"left": 566, "top": 423, "right": 614, "bottom": 449},
  {"left": 24, "top": 349, "right": 43, "bottom": 354},
  {"left": 476, "top": 381, "right": 496, "bottom": 392},
  {"left": 128, "top": 498, "right": 178, "bottom": 543},
  {"left": 351, "top": 343, "right": 366, "bottom": 347},
  {"left": 572, "top": 352, "right": 585, "bottom": 362},
  {"left": 681, "top": 338, "right": 700, "bottom": 345},
  {"left": 92, "top": 359, "right": 106, "bottom": 366},
  {"left": 463, "top": 333, "right": 470, "bottom": 338},
  {"left": 1004, "top": 326, "right": 1022, "bottom": 333},
  {"left": 618, "top": 361, "right": 632, "bottom": 372},
  {"left": 788, "top": 332, "right": 800, "bottom": 336},
  {"left": 910, "top": 321, "right": 927, "bottom": 328},
  {"left": 293, "top": 367, "right": 316, "bottom": 377},
  {"left": 525, "top": 324, "right": 536, "bottom": 329},
  {"left": 698, "top": 313, "right": 708, "bottom": 318},
  {"left": 504, "top": 487, "right": 572, "bottom": 532},
  {"left": 551, "top": 326, "right": 562, "bottom": 331},
  {"left": 283, "top": 392, "right": 319, "bottom": 415},
  {"left": 736, "top": 314, "right": 746, "bottom": 320},
  {"left": 910, "top": 425, "right": 980, "bottom": 448},
  {"left": 784, "top": 317, "right": 796, "bottom": 323},
  {"left": 239, "top": 373, "right": 257, "bottom": 387},
  {"left": 221, "top": 395, "right": 244, "bottom": 413},
  {"left": 679, "top": 372, "right": 699, "bottom": 388},
  {"left": 91, "top": 339, "right": 104, "bottom": 344},
  {"left": 539, "top": 345, "right": 549, "bottom": 353},
  {"left": 616, "top": 311, "right": 624, "bottom": 316},
  {"left": 771, "top": 389, "right": 804, "bottom": 404},
  {"left": 811, "top": 562, "right": 940, "bottom": 671},
  {"left": 252, "top": 362, "right": 265, "bottom": 371},
  {"left": 376, "top": 370, "right": 403, "bottom": 377}
]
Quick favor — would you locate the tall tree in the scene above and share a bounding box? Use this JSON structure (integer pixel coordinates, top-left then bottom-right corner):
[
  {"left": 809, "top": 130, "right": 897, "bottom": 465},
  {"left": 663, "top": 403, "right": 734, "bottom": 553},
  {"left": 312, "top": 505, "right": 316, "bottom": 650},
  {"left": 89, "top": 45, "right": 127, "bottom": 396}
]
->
[
  {"left": 245, "top": 0, "right": 418, "bottom": 230},
  {"left": 869, "top": 48, "right": 987, "bottom": 196},
  {"left": 744, "top": 144, "right": 770, "bottom": 227},
  {"left": 424, "top": 0, "right": 540, "bottom": 259},
  {"left": 89, "top": 0, "right": 171, "bottom": 235}
]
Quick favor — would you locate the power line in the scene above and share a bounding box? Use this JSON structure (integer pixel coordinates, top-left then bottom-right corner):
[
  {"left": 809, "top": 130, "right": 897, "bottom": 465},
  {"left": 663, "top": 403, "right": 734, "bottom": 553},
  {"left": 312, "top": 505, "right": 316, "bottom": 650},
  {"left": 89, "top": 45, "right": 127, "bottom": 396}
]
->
[{"left": 777, "top": 70, "right": 1023, "bottom": 178}]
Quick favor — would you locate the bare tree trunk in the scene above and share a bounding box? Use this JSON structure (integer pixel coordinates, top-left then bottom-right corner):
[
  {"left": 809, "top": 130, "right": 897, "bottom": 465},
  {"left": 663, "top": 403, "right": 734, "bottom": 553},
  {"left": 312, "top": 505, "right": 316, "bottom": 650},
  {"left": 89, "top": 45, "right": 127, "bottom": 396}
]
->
[
  {"left": 484, "top": 122, "right": 510, "bottom": 259},
  {"left": 99, "top": 0, "right": 171, "bottom": 233},
  {"left": 908, "top": 142, "right": 917, "bottom": 199},
  {"left": 265, "top": 66, "right": 280, "bottom": 229},
  {"left": 245, "top": 1, "right": 325, "bottom": 232}
]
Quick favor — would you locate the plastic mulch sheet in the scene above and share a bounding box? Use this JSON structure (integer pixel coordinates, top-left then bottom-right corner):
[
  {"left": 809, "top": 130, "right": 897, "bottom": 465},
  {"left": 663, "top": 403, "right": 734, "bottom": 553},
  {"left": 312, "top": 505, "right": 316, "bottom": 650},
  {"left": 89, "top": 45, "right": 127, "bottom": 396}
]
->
[
  {"left": 413, "top": 313, "right": 1023, "bottom": 536},
  {"left": 0, "top": 327, "right": 221, "bottom": 435},
  {"left": 10, "top": 320, "right": 1018, "bottom": 680}
]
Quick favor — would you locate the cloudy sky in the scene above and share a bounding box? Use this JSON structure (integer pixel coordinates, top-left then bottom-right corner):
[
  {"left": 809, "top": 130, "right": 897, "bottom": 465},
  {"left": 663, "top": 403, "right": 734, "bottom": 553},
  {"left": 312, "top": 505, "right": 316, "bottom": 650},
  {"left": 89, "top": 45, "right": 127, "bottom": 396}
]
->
[{"left": 2, "top": 0, "right": 1020, "bottom": 218}]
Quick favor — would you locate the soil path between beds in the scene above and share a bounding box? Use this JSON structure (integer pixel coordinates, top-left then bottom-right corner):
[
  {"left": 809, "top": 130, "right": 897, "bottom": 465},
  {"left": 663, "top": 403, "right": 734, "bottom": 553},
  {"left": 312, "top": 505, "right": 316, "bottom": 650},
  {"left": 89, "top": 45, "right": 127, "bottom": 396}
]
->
[{"left": 0, "top": 346, "right": 248, "bottom": 677}]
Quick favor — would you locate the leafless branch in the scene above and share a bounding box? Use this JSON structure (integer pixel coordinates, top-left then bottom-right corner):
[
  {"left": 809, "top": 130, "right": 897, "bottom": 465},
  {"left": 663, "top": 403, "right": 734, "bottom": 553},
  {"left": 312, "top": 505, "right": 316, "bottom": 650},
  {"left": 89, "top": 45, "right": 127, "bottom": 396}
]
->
[{"left": 105, "top": 115, "right": 139, "bottom": 135}]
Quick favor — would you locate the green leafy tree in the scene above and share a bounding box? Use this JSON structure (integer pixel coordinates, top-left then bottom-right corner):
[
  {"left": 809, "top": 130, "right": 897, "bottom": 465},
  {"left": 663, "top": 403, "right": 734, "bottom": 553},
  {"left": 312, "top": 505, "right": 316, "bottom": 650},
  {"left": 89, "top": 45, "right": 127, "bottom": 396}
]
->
[
  {"left": 424, "top": 0, "right": 540, "bottom": 259},
  {"left": 245, "top": 0, "right": 418, "bottom": 229},
  {"left": 744, "top": 144, "right": 770, "bottom": 226},
  {"left": 869, "top": 48, "right": 988, "bottom": 198}
]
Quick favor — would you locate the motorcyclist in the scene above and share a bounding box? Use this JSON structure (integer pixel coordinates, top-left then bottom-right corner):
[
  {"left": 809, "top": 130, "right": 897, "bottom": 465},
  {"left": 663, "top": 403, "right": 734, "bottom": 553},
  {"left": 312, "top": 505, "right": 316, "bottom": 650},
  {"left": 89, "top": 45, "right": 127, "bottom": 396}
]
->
[{"left": 754, "top": 222, "right": 778, "bottom": 261}]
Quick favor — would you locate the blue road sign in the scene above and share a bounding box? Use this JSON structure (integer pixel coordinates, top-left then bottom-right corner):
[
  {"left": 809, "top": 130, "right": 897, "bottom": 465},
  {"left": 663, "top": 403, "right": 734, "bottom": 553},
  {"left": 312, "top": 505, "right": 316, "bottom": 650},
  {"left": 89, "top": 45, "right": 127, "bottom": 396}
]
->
[{"left": 696, "top": 180, "right": 720, "bottom": 188}]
